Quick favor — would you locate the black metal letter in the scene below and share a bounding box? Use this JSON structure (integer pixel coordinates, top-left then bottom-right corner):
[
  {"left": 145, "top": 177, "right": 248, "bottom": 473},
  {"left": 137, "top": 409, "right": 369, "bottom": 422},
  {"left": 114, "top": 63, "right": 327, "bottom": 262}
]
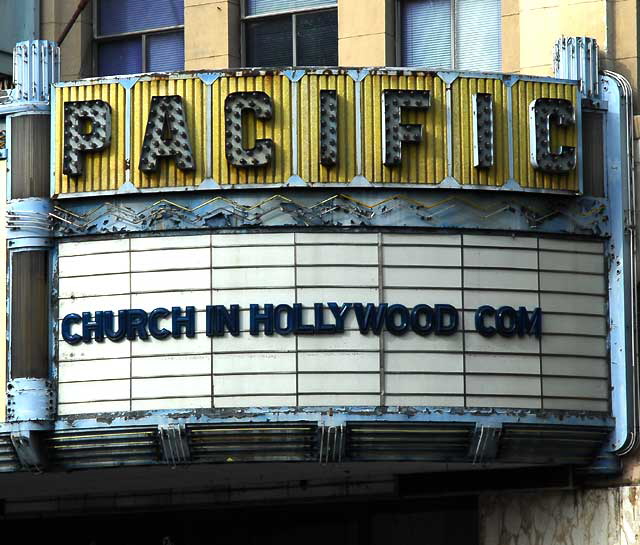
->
[
  {"left": 139, "top": 95, "right": 195, "bottom": 172},
  {"left": 529, "top": 98, "right": 576, "bottom": 174},
  {"left": 224, "top": 91, "right": 273, "bottom": 167},
  {"left": 382, "top": 90, "right": 431, "bottom": 166},
  {"left": 63, "top": 100, "right": 112, "bottom": 177},
  {"left": 473, "top": 93, "right": 494, "bottom": 168},
  {"left": 320, "top": 90, "right": 338, "bottom": 166}
]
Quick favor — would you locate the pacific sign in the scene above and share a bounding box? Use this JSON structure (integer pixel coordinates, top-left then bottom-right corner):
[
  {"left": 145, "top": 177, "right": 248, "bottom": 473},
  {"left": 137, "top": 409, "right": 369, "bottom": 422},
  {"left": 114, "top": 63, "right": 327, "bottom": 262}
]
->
[
  {"left": 61, "top": 92, "right": 575, "bottom": 176},
  {"left": 61, "top": 303, "right": 542, "bottom": 345}
]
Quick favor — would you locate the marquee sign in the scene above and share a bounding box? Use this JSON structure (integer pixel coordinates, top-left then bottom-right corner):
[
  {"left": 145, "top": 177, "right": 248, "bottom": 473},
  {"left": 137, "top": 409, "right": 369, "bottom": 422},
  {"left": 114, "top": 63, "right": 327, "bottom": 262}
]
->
[
  {"left": 55, "top": 231, "right": 607, "bottom": 415},
  {"left": 60, "top": 303, "right": 543, "bottom": 344},
  {"left": 52, "top": 70, "right": 580, "bottom": 194}
]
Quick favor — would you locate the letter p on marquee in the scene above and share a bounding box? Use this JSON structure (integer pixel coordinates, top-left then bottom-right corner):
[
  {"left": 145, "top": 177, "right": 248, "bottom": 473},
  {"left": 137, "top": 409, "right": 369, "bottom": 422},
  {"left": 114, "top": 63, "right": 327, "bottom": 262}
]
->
[{"left": 62, "top": 100, "right": 112, "bottom": 177}]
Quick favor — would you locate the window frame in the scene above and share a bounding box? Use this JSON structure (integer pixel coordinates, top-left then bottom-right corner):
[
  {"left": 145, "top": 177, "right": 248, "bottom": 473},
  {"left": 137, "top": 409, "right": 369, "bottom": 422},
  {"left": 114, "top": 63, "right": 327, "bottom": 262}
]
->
[
  {"left": 92, "top": 0, "right": 185, "bottom": 76},
  {"left": 395, "top": 0, "right": 501, "bottom": 71},
  {"left": 240, "top": 1, "right": 338, "bottom": 67}
]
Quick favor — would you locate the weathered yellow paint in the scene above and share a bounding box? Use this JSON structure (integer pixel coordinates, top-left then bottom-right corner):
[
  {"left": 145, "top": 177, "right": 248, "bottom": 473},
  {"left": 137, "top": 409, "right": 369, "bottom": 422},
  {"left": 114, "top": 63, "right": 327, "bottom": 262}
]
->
[
  {"left": 54, "top": 83, "right": 126, "bottom": 194},
  {"left": 512, "top": 81, "right": 578, "bottom": 191},
  {"left": 212, "top": 74, "right": 292, "bottom": 185},
  {"left": 361, "top": 72, "right": 447, "bottom": 184},
  {"left": 53, "top": 71, "right": 581, "bottom": 194},
  {"left": 452, "top": 77, "right": 509, "bottom": 187},
  {"left": 131, "top": 77, "right": 207, "bottom": 189},
  {"left": 298, "top": 73, "right": 357, "bottom": 183}
]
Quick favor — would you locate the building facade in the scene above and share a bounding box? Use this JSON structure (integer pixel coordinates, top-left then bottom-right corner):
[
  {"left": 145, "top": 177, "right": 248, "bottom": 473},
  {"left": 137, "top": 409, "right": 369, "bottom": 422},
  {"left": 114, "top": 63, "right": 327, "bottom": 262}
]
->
[{"left": 1, "top": 1, "right": 640, "bottom": 544}]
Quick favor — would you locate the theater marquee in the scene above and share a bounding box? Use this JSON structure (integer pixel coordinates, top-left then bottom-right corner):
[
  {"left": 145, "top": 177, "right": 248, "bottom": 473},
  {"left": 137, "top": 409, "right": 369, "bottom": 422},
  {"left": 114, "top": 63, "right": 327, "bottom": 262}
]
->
[
  {"left": 52, "top": 70, "right": 581, "bottom": 195},
  {"left": 56, "top": 231, "right": 606, "bottom": 415}
]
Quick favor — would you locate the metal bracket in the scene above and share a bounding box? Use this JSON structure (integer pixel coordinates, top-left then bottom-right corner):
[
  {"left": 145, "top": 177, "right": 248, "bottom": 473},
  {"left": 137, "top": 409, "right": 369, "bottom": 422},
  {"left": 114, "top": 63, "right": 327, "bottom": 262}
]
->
[
  {"left": 198, "top": 73, "right": 222, "bottom": 85},
  {"left": 10, "top": 430, "right": 47, "bottom": 472},
  {"left": 468, "top": 423, "right": 502, "bottom": 464},
  {"left": 283, "top": 70, "right": 305, "bottom": 82},
  {"left": 6, "top": 197, "right": 54, "bottom": 249},
  {"left": 318, "top": 425, "right": 345, "bottom": 464},
  {"left": 346, "top": 69, "right": 369, "bottom": 82},
  {"left": 158, "top": 424, "right": 191, "bottom": 466}
]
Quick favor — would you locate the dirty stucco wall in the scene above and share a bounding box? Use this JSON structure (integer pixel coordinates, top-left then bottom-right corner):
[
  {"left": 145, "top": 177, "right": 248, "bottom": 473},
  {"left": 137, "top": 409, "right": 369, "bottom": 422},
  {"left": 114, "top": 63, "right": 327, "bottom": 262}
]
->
[{"left": 479, "top": 487, "right": 640, "bottom": 545}]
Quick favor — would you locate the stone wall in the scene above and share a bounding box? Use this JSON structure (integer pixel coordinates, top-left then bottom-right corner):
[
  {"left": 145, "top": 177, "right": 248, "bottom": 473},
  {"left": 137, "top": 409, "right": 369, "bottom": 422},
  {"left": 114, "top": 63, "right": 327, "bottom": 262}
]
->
[{"left": 480, "top": 487, "right": 640, "bottom": 545}]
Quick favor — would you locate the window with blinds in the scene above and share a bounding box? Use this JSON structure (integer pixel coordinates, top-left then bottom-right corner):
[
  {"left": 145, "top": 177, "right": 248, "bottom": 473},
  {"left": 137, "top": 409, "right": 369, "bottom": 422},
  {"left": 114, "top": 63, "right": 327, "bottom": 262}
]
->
[
  {"left": 400, "top": 0, "right": 502, "bottom": 71},
  {"left": 97, "top": 0, "right": 185, "bottom": 76},
  {"left": 243, "top": 0, "right": 338, "bottom": 67}
]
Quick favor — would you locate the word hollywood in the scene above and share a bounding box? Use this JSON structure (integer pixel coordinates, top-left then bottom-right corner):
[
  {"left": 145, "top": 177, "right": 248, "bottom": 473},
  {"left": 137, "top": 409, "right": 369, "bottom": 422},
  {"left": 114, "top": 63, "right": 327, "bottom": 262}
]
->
[
  {"left": 61, "top": 91, "right": 575, "bottom": 176},
  {"left": 61, "top": 303, "right": 542, "bottom": 344}
]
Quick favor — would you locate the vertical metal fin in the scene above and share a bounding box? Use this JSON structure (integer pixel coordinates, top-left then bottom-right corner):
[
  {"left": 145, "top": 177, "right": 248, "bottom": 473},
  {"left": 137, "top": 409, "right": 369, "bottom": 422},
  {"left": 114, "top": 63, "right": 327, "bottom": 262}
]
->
[
  {"left": 158, "top": 424, "right": 191, "bottom": 466},
  {"left": 318, "top": 425, "right": 344, "bottom": 464}
]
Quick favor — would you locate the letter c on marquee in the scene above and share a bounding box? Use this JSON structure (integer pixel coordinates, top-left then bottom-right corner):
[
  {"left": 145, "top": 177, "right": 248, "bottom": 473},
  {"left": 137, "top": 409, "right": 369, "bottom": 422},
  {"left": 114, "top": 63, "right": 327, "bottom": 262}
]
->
[{"left": 61, "top": 313, "right": 82, "bottom": 345}]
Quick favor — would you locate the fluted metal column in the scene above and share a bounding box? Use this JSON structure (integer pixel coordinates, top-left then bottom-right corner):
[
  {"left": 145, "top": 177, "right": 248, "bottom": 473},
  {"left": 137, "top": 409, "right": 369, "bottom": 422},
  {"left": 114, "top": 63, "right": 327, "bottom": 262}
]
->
[{"left": 4, "top": 41, "right": 59, "bottom": 470}]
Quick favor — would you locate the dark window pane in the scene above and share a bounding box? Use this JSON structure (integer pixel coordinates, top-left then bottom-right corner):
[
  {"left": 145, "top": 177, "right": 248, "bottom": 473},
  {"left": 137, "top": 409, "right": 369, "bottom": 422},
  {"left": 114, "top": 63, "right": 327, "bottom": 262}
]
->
[
  {"left": 296, "top": 9, "right": 337, "bottom": 66},
  {"left": 147, "top": 31, "right": 185, "bottom": 72},
  {"left": 99, "top": 0, "right": 184, "bottom": 35},
  {"left": 98, "top": 38, "right": 142, "bottom": 76},
  {"left": 246, "top": 16, "right": 293, "bottom": 66}
]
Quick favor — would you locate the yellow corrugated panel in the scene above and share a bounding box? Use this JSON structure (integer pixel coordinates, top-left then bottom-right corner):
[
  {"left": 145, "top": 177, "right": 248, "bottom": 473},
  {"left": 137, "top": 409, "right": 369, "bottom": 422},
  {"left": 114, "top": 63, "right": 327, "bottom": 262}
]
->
[
  {"left": 452, "top": 77, "right": 509, "bottom": 186},
  {"left": 55, "top": 84, "right": 126, "bottom": 194},
  {"left": 512, "top": 81, "right": 578, "bottom": 191},
  {"left": 298, "top": 73, "right": 357, "bottom": 183},
  {"left": 131, "top": 77, "right": 206, "bottom": 189},
  {"left": 212, "top": 74, "right": 292, "bottom": 185},
  {"left": 361, "top": 73, "right": 447, "bottom": 184}
]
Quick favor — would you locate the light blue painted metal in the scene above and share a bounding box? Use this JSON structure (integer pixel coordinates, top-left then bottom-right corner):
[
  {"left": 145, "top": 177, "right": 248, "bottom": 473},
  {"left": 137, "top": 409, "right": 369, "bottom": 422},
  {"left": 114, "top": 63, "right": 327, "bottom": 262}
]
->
[
  {"left": 12, "top": 40, "right": 59, "bottom": 103},
  {"left": 197, "top": 73, "right": 222, "bottom": 85},
  {"left": 0, "top": 101, "right": 50, "bottom": 116},
  {"left": 576, "top": 88, "right": 585, "bottom": 193},
  {"left": 0, "top": 2, "right": 39, "bottom": 76},
  {"left": 48, "top": 189, "right": 609, "bottom": 236},
  {"left": 10, "top": 430, "right": 46, "bottom": 472},
  {"left": 600, "top": 72, "right": 637, "bottom": 453},
  {"left": 554, "top": 37, "right": 599, "bottom": 98},
  {"left": 6, "top": 197, "right": 53, "bottom": 249},
  {"left": 49, "top": 86, "right": 56, "bottom": 196},
  {"left": 14, "top": 406, "right": 611, "bottom": 434},
  {"left": 5, "top": 113, "right": 11, "bottom": 200},
  {"left": 505, "top": 75, "right": 516, "bottom": 183},
  {"left": 119, "top": 77, "right": 139, "bottom": 187},
  {"left": 6, "top": 378, "right": 55, "bottom": 422},
  {"left": 283, "top": 69, "right": 305, "bottom": 82},
  {"left": 48, "top": 245, "right": 58, "bottom": 384}
]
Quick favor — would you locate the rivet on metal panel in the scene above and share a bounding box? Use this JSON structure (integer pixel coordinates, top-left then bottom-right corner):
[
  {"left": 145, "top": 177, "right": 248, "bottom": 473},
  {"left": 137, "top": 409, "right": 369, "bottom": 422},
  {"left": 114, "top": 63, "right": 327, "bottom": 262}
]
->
[
  {"left": 382, "top": 90, "right": 431, "bottom": 166},
  {"left": 62, "top": 100, "right": 112, "bottom": 177},
  {"left": 319, "top": 90, "right": 338, "bottom": 167},
  {"left": 473, "top": 93, "right": 494, "bottom": 168},
  {"left": 139, "top": 95, "right": 195, "bottom": 173},
  {"left": 529, "top": 98, "right": 576, "bottom": 174},
  {"left": 224, "top": 91, "right": 273, "bottom": 167}
]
